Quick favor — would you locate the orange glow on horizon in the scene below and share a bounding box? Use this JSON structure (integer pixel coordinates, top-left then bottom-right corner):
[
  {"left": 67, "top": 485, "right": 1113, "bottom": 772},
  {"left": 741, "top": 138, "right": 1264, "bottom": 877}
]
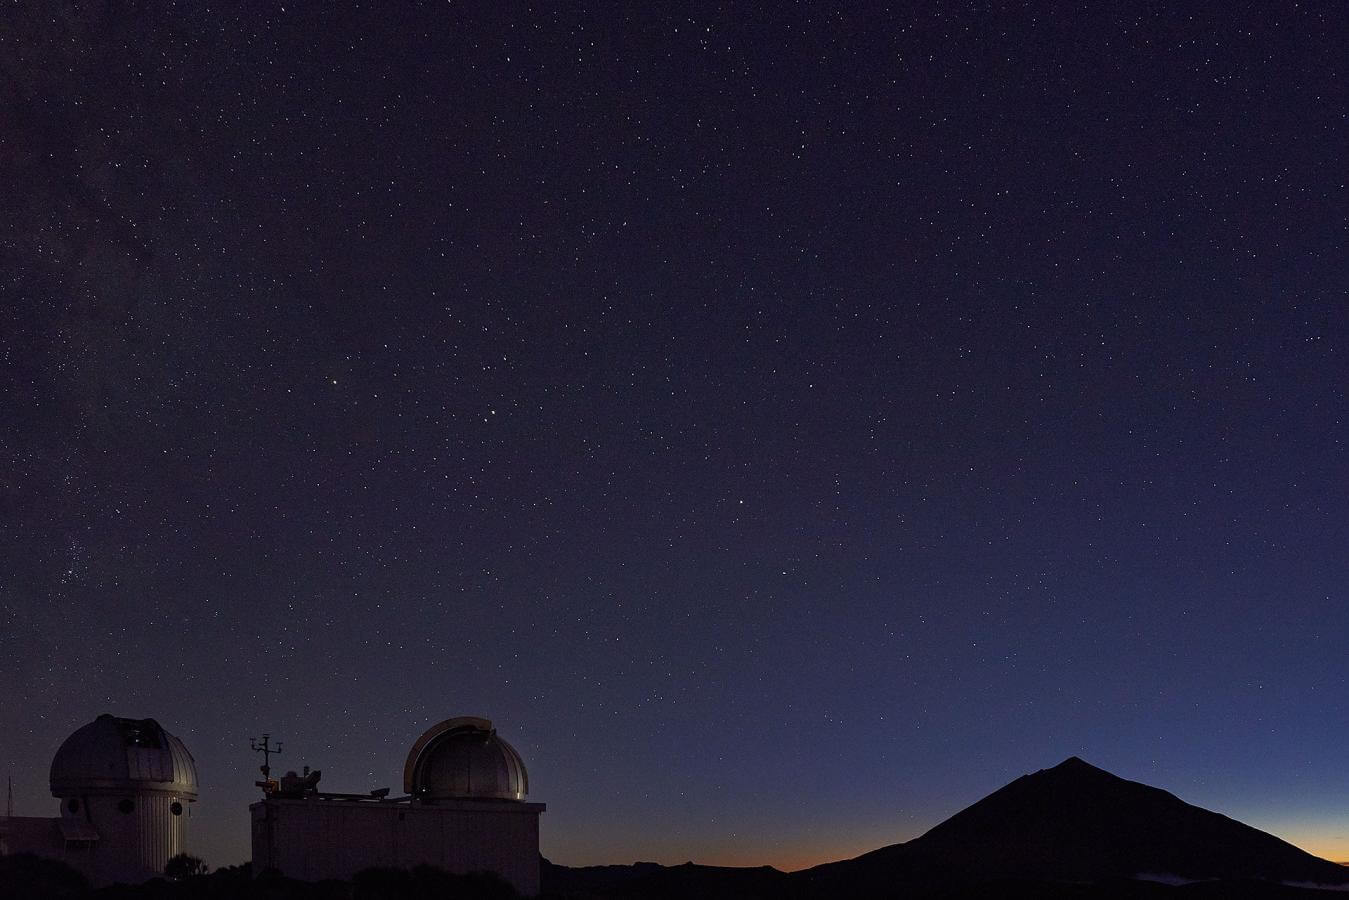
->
[
  {"left": 620, "top": 837, "right": 907, "bottom": 874},
  {"left": 553, "top": 826, "right": 1349, "bottom": 875}
]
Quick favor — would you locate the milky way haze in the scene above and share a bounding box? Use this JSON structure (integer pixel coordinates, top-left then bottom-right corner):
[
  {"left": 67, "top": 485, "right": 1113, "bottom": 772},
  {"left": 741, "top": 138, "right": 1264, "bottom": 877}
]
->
[{"left": 2, "top": 4, "right": 1346, "bottom": 871}]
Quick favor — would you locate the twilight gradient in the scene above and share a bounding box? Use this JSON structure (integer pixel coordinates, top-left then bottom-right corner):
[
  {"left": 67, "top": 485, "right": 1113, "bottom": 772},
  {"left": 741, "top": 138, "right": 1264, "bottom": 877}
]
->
[{"left": 1, "top": 3, "right": 1346, "bottom": 872}]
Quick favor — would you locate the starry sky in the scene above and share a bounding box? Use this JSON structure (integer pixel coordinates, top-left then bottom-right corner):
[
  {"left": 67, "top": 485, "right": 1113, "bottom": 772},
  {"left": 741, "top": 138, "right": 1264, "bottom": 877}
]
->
[{"left": 2, "top": 3, "right": 1346, "bottom": 872}]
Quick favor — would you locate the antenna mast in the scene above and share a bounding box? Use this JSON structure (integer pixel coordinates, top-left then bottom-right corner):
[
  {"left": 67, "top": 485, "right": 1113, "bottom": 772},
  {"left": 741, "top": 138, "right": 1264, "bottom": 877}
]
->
[{"left": 250, "top": 734, "right": 283, "bottom": 792}]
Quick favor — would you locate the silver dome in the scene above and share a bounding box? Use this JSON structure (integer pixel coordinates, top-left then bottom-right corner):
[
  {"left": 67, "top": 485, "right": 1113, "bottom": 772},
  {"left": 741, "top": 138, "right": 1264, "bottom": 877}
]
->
[
  {"left": 403, "top": 716, "right": 528, "bottom": 802},
  {"left": 50, "top": 714, "right": 198, "bottom": 798}
]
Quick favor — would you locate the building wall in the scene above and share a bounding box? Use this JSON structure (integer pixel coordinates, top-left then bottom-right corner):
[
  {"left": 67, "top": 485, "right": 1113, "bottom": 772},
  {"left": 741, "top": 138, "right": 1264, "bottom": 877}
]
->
[
  {"left": 0, "top": 816, "right": 62, "bottom": 857},
  {"left": 251, "top": 797, "right": 545, "bottom": 896},
  {"left": 2, "top": 792, "right": 191, "bottom": 888},
  {"left": 55, "top": 791, "right": 192, "bottom": 885}
]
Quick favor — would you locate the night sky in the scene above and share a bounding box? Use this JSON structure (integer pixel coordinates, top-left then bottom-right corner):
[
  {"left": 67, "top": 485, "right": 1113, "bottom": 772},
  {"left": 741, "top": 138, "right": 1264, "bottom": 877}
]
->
[{"left": 2, "top": 3, "right": 1347, "bottom": 872}]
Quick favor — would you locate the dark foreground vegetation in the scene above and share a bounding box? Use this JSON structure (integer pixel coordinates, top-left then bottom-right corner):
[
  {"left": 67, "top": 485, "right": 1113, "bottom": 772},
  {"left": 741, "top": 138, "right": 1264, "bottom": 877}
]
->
[
  {"left": 541, "top": 858, "right": 1349, "bottom": 900},
  {"left": 4, "top": 853, "right": 1348, "bottom": 900},
  {"left": 0, "top": 854, "right": 520, "bottom": 900}
]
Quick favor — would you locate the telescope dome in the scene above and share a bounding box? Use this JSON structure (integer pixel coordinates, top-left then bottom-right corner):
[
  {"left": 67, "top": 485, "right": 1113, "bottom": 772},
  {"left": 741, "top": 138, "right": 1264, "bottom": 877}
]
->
[
  {"left": 50, "top": 714, "right": 198, "bottom": 798},
  {"left": 404, "top": 716, "right": 528, "bottom": 802}
]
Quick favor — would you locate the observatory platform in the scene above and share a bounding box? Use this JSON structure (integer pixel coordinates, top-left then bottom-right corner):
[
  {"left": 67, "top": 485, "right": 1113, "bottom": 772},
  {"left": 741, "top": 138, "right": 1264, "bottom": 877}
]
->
[{"left": 250, "top": 716, "right": 545, "bottom": 895}]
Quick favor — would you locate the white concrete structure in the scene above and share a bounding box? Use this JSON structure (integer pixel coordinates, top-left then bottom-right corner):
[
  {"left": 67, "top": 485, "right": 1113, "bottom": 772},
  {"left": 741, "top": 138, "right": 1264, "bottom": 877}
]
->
[
  {"left": 251, "top": 716, "right": 545, "bottom": 895},
  {"left": 0, "top": 714, "right": 198, "bottom": 886}
]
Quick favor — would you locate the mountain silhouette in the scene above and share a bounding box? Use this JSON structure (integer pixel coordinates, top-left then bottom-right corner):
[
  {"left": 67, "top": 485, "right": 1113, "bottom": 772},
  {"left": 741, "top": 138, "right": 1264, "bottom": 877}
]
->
[
  {"left": 543, "top": 758, "right": 1349, "bottom": 898},
  {"left": 797, "top": 756, "right": 1349, "bottom": 894}
]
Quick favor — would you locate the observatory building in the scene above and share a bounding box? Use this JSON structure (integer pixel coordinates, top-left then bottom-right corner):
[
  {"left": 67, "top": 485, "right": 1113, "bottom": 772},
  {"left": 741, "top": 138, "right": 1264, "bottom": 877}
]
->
[
  {"left": 0, "top": 714, "right": 198, "bottom": 886},
  {"left": 251, "top": 716, "right": 545, "bottom": 895}
]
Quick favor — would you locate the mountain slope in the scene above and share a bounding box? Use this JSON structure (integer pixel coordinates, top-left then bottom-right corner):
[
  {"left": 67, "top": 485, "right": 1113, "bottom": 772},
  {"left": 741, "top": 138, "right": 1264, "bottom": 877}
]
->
[{"left": 798, "top": 757, "right": 1349, "bottom": 893}]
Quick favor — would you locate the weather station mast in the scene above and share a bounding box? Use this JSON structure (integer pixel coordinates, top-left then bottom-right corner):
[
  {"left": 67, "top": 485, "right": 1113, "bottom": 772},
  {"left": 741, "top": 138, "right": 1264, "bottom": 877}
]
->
[{"left": 251, "top": 733, "right": 283, "bottom": 795}]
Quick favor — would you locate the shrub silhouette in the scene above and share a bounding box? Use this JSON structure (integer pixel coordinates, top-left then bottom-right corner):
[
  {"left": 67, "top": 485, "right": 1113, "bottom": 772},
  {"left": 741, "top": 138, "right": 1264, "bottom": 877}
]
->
[
  {"left": 164, "top": 852, "right": 208, "bottom": 880},
  {"left": 352, "top": 864, "right": 519, "bottom": 900},
  {"left": 0, "top": 853, "right": 89, "bottom": 899}
]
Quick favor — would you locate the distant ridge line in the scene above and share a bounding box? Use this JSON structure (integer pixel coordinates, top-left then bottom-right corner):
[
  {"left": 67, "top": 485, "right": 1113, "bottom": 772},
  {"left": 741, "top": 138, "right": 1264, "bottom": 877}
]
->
[{"left": 543, "top": 757, "right": 1349, "bottom": 899}]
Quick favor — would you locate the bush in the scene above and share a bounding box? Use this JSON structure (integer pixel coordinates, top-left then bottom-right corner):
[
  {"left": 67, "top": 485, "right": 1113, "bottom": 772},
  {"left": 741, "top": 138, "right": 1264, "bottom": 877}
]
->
[
  {"left": 352, "top": 864, "right": 519, "bottom": 900},
  {"left": 0, "top": 852, "right": 89, "bottom": 898},
  {"left": 164, "top": 853, "right": 208, "bottom": 881}
]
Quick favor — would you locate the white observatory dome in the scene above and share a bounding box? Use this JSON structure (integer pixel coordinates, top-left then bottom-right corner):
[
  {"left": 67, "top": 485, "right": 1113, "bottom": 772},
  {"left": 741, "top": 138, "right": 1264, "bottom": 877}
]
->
[
  {"left": 403, "top": 717, "right": 528, "bottom": 802},
  {"left": 50, "top": 714, "right": 198, "bottom": 799},
  {"left": 46, "top": 714, "right": 198, "bottom": 886}
]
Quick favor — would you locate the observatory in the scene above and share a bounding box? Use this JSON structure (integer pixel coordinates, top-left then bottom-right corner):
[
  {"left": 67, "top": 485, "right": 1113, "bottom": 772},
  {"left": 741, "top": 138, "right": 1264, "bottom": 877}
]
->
[
  {"left": 404, "top": 715, "right": 530, "bottom": 801},
  {"left": 0, "top": 714, "right": 198, "bottom": 886},
  {"left": 251, "top": 716, "right": 545, "bottom": 895}
]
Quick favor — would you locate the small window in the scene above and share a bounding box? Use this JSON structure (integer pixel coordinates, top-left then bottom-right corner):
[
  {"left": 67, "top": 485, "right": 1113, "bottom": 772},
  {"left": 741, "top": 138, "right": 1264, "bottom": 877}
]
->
[
  {"left": 170, "top": 802, "right": 183, "bottom": 816},
  {"left": 67, "top": 798, "right": 80, "bottom": 814},
  {"left": 117, "top": 798, "right": 134, "bottom": 814}
]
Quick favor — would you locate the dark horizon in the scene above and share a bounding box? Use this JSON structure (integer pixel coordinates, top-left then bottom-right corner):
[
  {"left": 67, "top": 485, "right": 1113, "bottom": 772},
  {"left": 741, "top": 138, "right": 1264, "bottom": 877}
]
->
[{"left": 3, "top": 3, "right": 1346, "bottom": 873}]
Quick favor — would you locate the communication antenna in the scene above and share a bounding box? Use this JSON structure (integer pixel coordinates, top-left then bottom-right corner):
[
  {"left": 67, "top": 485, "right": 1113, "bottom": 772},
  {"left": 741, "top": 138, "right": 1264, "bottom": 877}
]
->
[
  {"left": 250, "top": 734, "right": 283, "bottom": 780},
  {"left": 6, "top": 775, "right": 12, "bottom": 818}
]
